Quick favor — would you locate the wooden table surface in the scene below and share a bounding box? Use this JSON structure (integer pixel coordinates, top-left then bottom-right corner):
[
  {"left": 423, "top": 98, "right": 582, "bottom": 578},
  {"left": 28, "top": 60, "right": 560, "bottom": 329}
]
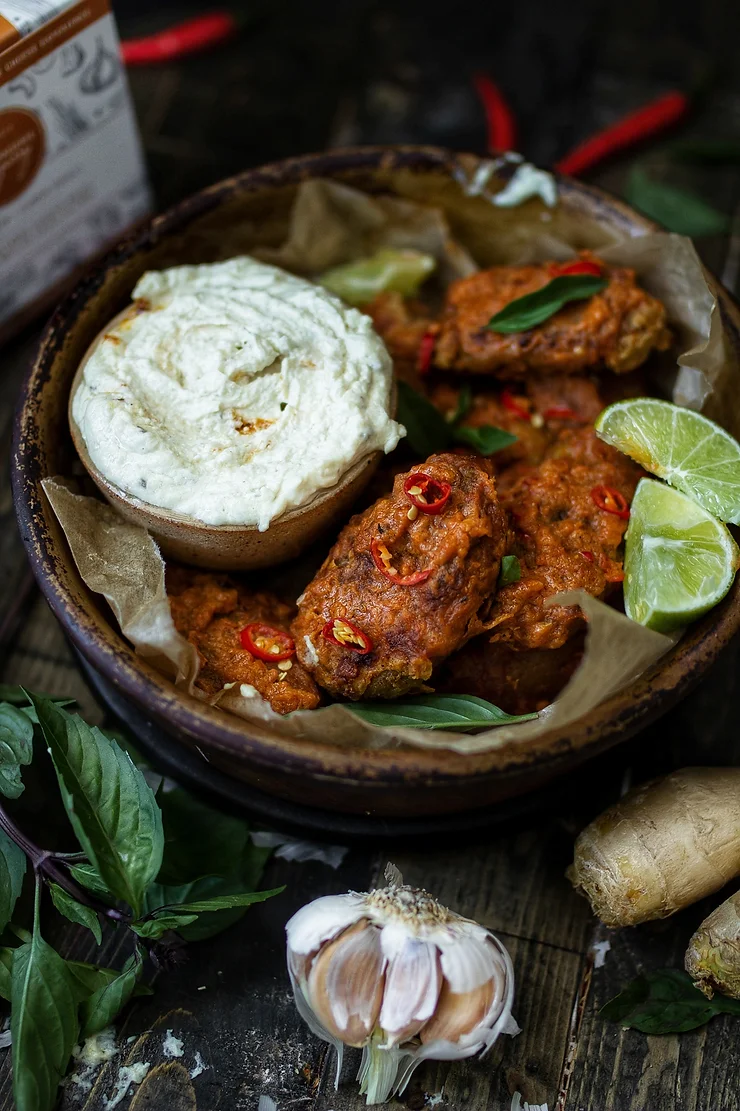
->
[{"left": 2, "top": 1, "right": 740, "bottom": 1107}]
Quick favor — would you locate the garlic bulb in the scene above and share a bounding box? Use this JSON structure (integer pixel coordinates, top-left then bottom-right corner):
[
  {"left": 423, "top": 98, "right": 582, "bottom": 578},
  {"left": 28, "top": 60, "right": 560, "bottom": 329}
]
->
[{"left": 286, "top": 866, "right": 518, "bottom": 1104}]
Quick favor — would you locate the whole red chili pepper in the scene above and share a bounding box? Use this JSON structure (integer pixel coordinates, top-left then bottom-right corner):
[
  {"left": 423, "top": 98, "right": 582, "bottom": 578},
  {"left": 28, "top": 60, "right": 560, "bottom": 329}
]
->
[
  {"left": 472, "top": 73, "right": 517, "bottom": 153},
  {"left": 417, "top": 331, "right": 436, "bottom": 374},
  {"left": 555, "top": 91, "right": 690, "bottom": 177},
  {"left": 543, "top": 406, "right": 580, "bottom": 421},
  {"left": 403, "top": 474, "right": 452, "bottom": 515},
  {"left": 548, "top": 260, "right": 602, "bottom": 278},
  {"left": 322, "top": 618, "right": 373, "bottom": 655},
  {"left": 370, "top": 539, "right": 432, "bottom": 586},
  {"left": 501, "top": 386, "right": 531, "bottom": 422},
  {"left": 121, "top": 11, "right": 238, "bottom": 66},
  {"left": 241, "top": 623, "right": 295, "bottom": 662},
  {"left": 591, "top": 485, "right": 630, "bottom": 519}
]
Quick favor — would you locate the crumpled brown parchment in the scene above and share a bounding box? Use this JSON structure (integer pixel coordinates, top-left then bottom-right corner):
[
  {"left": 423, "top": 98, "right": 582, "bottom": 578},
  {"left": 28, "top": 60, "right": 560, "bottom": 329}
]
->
[{"left": 46, "top": 173, "right": 734, "bottom": 752}]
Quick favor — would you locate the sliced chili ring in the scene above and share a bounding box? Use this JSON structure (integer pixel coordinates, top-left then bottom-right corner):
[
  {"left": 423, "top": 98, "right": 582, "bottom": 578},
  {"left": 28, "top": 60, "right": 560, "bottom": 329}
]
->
[
  {"left": 417, "top": 330, "right": 436, "bottom": 374},
  {"left": 370, "top": 538, "right": 432, "bottom": 586},
  {"left": 543, "top": 405, "right": 580, "bottom": 421},
  {"left": 591, "top": 485, "right": 630, "bottom": 519},
  {"left": 241, "top": 623, "right": 295, "bottom": 662},
  {"left": 501, "top": 386, "right": 531, "bottom": 422},
  {"left": 548, "top": 259, "right": 602, "bottom": 278},
  {"left": 580, "top": 550, "right": 595, "bottom": 563},
  {"left": 403, "top": 473, "right": 452, "bottom": 515},
  {"left": 322, "top": 618, "right": 373, "bottom": 655}
]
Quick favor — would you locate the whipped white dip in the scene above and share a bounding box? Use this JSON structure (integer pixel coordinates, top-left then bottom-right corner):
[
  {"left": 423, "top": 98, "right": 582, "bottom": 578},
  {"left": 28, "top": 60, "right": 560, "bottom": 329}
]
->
[{"left": 72, "top": 257, "right": 403, "bottom": 529}]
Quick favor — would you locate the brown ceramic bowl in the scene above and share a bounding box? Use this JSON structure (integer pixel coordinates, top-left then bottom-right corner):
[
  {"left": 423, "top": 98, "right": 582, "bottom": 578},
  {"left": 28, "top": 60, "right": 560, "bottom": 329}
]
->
[
  {"left": 13, "top": 146, "right": 740, "bottom": 820},
  {"left": 68, "top": 306, "right": 387, "bottom": 571}
]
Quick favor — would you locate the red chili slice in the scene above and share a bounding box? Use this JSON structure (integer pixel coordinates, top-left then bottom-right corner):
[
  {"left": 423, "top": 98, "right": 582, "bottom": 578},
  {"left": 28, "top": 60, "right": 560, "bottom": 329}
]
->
[
  {"left": 548, "top": 259, "right": 602, "bottom": 278},
  {"left": 581, "top": 550, "right": 595, "bottom": 563},
  {"left": 321, "top": 618, "right": 373, "bottom": 655},
  {"left": 591, "top": 485, "right": 630, "bottom": 519},
  {"left": 417, "top": 331, "right": 436, "bottom": 374},
  {"left": 370, "top": 539, "right": 432, "bottom": 586},
  {"left": 501, "top": 386, "right": 531, "bottom": 422},
  {"left": 543, "top": 406, "right": 580, "bottom": 421},
  {"left": 241, "top": 623, "right": 295, "bottom": 662},
  {"left": 403, "top": 473, "right": 452, "bottom": 515}
]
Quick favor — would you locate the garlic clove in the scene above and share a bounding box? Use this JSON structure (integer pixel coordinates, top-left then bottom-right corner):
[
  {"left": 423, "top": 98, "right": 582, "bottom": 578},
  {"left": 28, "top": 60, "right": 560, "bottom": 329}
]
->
[
  {"left": 286, "top": 892, "right": 368, "bottom": 966},
  {"left": 378, "top": 935, "right": 442, "bottom": 1046},
  {"left": 419, "top": 973, "right": 495, "bottom": 1045},
  {"left": 437, "top": 925, "right": 499, "bottom": 993},
  {"left": 307, "top": 920, "right": 386, "bottom": 1047}
]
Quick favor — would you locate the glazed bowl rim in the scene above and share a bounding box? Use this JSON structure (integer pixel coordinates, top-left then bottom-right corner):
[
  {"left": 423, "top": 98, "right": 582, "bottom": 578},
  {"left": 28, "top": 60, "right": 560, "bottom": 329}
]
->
[{"left": 12, "top": 143, "right": 740, "bottom": 796}]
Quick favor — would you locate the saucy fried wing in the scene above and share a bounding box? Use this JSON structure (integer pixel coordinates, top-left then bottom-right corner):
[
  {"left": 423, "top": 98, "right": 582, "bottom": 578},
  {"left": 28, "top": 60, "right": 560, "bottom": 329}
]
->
[
  {"left": 364, "top": 291, "right": 437, "bottom": 383},
  {"left": 434, "top": 255, "right": 670, "bottom": 377},
  {"left": 292, "top": 453, "right": 509, "bottom": 700},
  {"left": 167, "top": 568, "right": 320, "bottom": 715},
  {"left": 484, "top": 428, "right": 643, "bottom": 651}
]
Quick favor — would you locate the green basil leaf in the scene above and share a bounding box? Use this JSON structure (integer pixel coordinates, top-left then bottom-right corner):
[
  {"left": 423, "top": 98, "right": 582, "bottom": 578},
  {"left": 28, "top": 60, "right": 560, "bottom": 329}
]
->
[
  {"left": 68, "top": 863, "right": 114, "bottom": 902},
  {"left": 143, "top": 872, "right": 267, "bottom": 942},
  {"left": 601, "top": 969, "right": 740, "bottom": 1034},
  {"left": 499, "top": 554, "right": 522, "bottom": 586},
  {"left": 396, "top": 381, "right": 453, "bottom": 458},
  {"left": 0, "top": 945, "right": 14, "bottom": 1001},
  {"left": 452, "top": 424, "right": 518, "bottom": 455},
  {"left": 131, "top": 914, "right": 199, "bottom": 940},
  {"left": 27, "top": 693, "right": 164, "bottom": 917},
  {"left": 448, "top": 385, "right": 473, "bottom": 426},
  {"left": 64, "top": 958, "right": 151, "bottom": 1003},
  {"left": 0, "top": 828, "right": 26, "bottom": 934},
  {"left": 155, "top": 887, "right": 284, "bottom": 916},
  {"left": 486, "top": 274, "right": 608, "bottom": 334},
  {"left": 0, "top": 686, "right": 75, "bottom": 709},
  {"left": 48, "top": 884, "right": 102, "bottom": 945},
  {"left": 625, "top": 168, "right": 730, "bottom": 237},
  {"left": 667, "top": 139, "right": 740, "bottom": 165},
  {"left": 0, "top": 703, "right": 34, "bottom": 799},
  {"left": 12, "top": 902, "right": 79, "bottom": 1111},
  {"left": 319, "top": 248, "right": 436, "bottom": 305},
  {"left": 79, "top": 948, "right": 144, "bottom": 1039},
  {"left": 157, "top": 789, "right": 254, "bottom": 886},
  {"left": 346, "top": 694, "right": 538, "bottom": 732}
]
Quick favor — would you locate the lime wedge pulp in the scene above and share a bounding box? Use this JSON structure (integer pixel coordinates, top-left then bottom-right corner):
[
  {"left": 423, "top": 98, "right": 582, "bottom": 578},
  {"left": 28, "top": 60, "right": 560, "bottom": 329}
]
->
[
  {"left": 595, "top": 398, "right": 740, "bottom": 525},
  {"left": 624, "top": 478, "right": 739, "bottom": 632}
]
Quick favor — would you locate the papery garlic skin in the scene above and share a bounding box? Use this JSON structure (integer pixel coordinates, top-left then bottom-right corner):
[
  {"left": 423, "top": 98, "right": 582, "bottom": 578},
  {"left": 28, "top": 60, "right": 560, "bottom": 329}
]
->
[{"left": 285, "top": 874, "right": 518, "bottom": 1104}]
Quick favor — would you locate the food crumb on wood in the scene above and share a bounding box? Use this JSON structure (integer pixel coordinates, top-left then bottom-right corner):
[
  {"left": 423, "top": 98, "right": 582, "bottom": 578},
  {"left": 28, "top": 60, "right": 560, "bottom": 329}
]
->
[
  {"left": 190, "top": 1051, "right": 209, "bottom": 1079},
  {"left": 258, "top": 1097, "right": 278, "bottom": 1111},
  {"left": 103, "top": 1062, "right": 151, "bottom": 1110},
  {"left": 511, "top": 1093, "right": 549, "bottom": 1111},
  {"left": 591, "top": 939, "right": 612, "bottom": 968},
  {"left": 198, "top": 984, "right": 207, "bottom": 990},
  {"left": 162, "top": 1029, "right": 185, "bottom": 1058},
  {"left": 65, "top": 1028, "right": 119, "bottom": 1095}
]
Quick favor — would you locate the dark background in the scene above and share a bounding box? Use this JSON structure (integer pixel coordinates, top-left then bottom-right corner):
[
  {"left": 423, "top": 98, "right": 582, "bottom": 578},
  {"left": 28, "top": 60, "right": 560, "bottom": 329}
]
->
[{"left": 1, "top": 1, "right": 740, "bottom": 1107}]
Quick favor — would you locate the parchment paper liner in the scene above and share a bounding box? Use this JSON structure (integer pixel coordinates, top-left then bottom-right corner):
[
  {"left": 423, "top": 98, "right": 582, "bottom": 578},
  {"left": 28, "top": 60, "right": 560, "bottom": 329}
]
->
[{"left": 47, "top": 174, "right": 737, "bottom": 753}]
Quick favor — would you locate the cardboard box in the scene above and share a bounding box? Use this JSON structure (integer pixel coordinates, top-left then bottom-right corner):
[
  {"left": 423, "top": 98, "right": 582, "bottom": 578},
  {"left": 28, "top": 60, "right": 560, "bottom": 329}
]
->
[{"left": 0, "top": 0, "right": 151, "bottom": 340}]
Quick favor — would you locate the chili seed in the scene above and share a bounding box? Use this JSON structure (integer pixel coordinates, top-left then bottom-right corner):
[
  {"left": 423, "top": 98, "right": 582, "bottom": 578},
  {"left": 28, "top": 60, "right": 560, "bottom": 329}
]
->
[
  {"left": 277, "top": 660, "right": 293, "bottom": 672},
  {"left": 531, "top": 413, "right": 545, "bottom": 428},
  {"left": 407, "top": 506, "right": 419, "bottom": 521}
]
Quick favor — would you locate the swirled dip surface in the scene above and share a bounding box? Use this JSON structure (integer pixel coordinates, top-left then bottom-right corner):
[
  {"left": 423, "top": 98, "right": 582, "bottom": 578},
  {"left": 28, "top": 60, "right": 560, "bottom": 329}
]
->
[{"left": 72, "top": 257, "right": 403, "bottom": 528}]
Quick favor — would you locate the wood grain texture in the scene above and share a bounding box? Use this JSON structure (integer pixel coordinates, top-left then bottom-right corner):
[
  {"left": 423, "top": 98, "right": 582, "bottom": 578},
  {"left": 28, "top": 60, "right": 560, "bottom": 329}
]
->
[{"left": 1, "top": 0, "right": 740, "bottom": 1107}]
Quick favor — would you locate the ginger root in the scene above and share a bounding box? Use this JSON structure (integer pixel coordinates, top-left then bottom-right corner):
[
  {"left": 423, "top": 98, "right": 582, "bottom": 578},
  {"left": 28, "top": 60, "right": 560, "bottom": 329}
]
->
[
  {"left": 567, "top": 768, "right": 740, "bottom": 927},
  {"left": 686, "top": 889, "right": 740, "bottom": 999}
]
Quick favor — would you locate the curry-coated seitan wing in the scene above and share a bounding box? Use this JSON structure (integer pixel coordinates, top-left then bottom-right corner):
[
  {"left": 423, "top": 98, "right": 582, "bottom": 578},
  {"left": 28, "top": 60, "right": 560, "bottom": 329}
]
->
[
  {"left": 482, "top": 428, "right": 643, "bottom": 651},
  {"left": 292, "top": 453, "right": 509, "bottom": 700},
  {"left": 167, "top": 569, "right": 320, "bottom": 715},
  {"left": 433, "top": 255, "right": 670, "bottom": 377}
]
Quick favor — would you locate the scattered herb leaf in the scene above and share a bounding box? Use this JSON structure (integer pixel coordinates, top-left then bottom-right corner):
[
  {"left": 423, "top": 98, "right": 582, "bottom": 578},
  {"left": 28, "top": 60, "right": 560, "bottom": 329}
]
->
[
  {"left": 27, "top": 692, "right": 164, "bottom": 917},
  {"left": 601, "top": 968, "right": 740, "bottom": 1034},
  {"left": 452, "top": 424, "right": 517, "bottom": 455},
  {"left": 397, "top": 381, "right": 516, "bottom": 458},
  {"left": 625, "top": 168, "right": 730, "bottom": 237},
  {"left": 346, "top": 694, "right": 537, "bottom": 732},
  {"left": 48, "top": 884, "right": 102, "bottom": 945},
  {"left": 499, "top": 554, "right": 522, "bottom": 586},
  {"left": 0, "top": 704, "right": 34, "bottom": 800},
  {"left": 486, "top": 274, "right": 608, "bottom": 333}
]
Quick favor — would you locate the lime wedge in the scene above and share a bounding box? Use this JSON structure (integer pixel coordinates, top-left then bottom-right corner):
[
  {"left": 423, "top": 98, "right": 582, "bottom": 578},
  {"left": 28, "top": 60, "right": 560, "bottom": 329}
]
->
[
  {"left": 595, "top": 398, "right": 740, "bottom": 525},
  {"left": 624, "top": 478, "right": 739, "bottom": 632}
]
